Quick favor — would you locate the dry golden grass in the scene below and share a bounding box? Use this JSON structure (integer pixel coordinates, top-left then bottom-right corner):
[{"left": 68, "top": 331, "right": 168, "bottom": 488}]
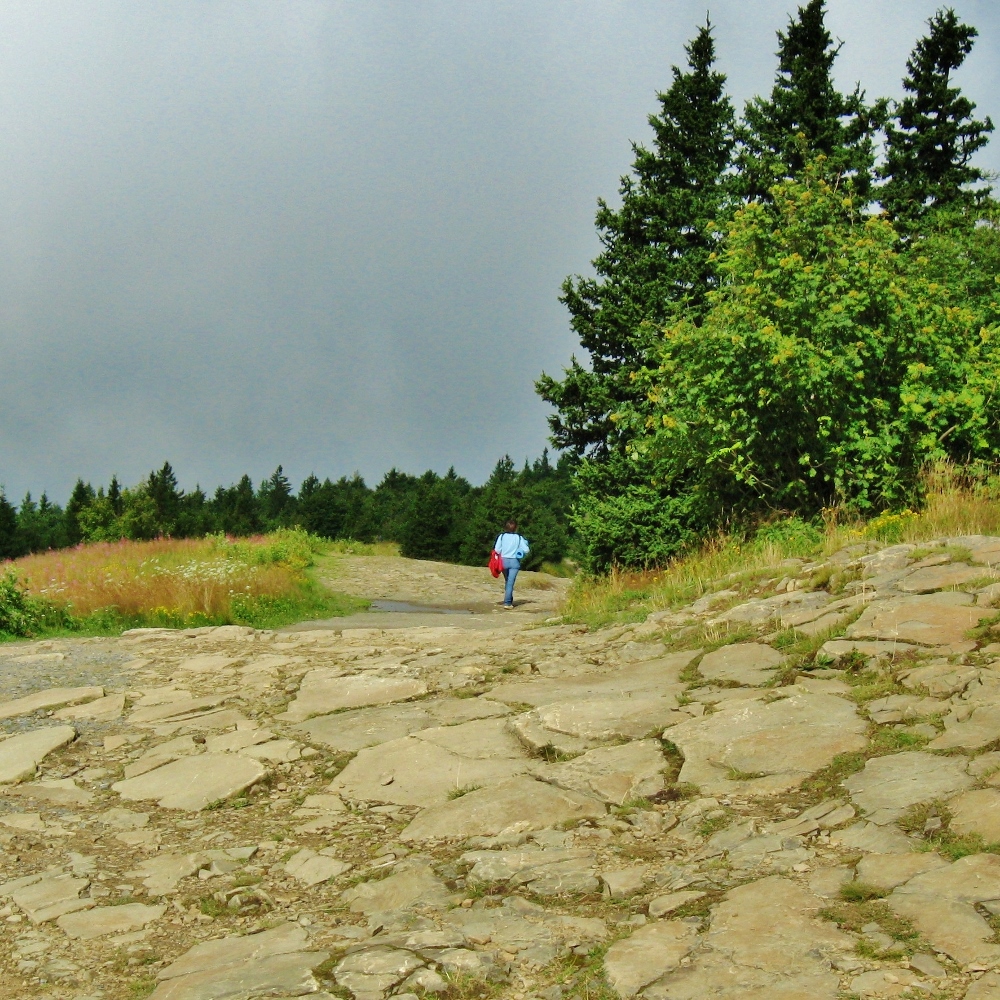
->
[
  {"left": 901, "top": 462, "right": 1000, "bottom": 540},
  {"left": 564, "top": 462, "right": 1000, "bottom": 628},
  {"left": 13, "top": 535, "right": 303, "bottom": 619}
]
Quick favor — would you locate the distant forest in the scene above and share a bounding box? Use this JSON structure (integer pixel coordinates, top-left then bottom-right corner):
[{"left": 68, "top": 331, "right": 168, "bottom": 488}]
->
[{"left": 0, "top": 453, "right": 575, "bottom": 571}]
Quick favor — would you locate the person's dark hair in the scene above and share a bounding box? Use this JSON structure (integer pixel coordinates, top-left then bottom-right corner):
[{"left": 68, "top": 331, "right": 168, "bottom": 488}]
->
[{"left": 504, "top": 520, "right": 517, "bottom": 532}]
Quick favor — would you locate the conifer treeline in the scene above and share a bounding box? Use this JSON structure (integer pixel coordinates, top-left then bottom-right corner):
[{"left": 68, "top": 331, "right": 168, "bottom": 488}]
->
[{"left": 0, "top": 453, "right": 575, "bottom": 571}]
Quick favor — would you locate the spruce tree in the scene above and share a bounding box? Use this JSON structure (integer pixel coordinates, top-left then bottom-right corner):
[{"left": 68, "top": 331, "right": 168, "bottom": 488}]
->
[
  {"left": 213, "top": 475, "right": 261, "bottom": 536},
  {"left": 536, "top": 21, "right": 735, "bottom": 457},
  {"left": 260, "top": 466, "right": 294, "bottom": 523},
  {"left": 880, "top": 7, "right": 993, "bottom": 224},
  {"left": 400, "top": 473, "right": 465, "bottom": 562},
  {"left": 738, "top": 0, "right": 880, "bottom": 201},
  {"left": 108, "top": 475, "right": 123, "bottom": 516},
  {"left": 64, "top": 479, "right": 95, "bottom": 546},
  {"left": 16, "top": 493, "right": 40, "bottom": 554},
  {"left": 0, "top": 489, "right": 21, "bottom": 560},
  {"left": 147, "top": 462, "right": 181, "bottom": 534}
]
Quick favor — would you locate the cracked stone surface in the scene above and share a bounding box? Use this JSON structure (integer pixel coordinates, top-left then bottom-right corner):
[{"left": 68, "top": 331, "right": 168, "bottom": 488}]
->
[
  {"left": 111, "top": 753, "right": 266, "bottom": 810},
  {"left": 531, "top": 739, "right": 666, "bottom": 805},
  {"left": 844, "top": 752, "right": 974, "bottom": 824},
  {"left": 948, "top": 788, "right": 1000, "bottom": 842},
  {"left": 56, "top": 902, "right": 165, "bottom": 939},
  {"left": 899, "top": 563, "right": 998, "bottom": 593},
  {"left": 889, "top": 854, "right": 1000, "bottom": 965},
  {"left": 667, "top": 691, "right": 867, "bottom": 795},
  {"left": 847, "top": 591, "right": 987, "bottom": 646},
  {"left": 697, "top": 642, "right": 785, "bottom": 686},
  {"left": 0, "top": 687, "right": 103, "bottom": 721},
  {"left": 400, "top": 775, "right": 606, "bottom": 841},
  {"left": 329, "top": 734, "right": 529, "bottom": 808},
  {"left": 603, "top": 919, "right": 698, "bottom": 996},
  {"left": 4, "top": 539, "right": 1000, "bottom": 1000},
  {"left": 279, "top": 673, "right": 429, "bottom": 722}
]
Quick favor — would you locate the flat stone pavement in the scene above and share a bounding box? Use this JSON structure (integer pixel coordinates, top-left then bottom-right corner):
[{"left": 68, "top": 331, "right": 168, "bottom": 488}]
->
[{"left": 3, "top": 538, "right": 1000, "bottom": 998}]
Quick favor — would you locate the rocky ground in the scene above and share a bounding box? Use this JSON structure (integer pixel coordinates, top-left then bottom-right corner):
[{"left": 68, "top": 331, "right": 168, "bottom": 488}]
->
[{"left": 3, "top": 540, "right": 1000, "bottom": 999}]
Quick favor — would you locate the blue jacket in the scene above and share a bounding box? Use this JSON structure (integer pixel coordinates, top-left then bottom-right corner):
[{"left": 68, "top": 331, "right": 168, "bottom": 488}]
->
[{"left": 494, "top": 532, "right": 529, "bottom": 560}]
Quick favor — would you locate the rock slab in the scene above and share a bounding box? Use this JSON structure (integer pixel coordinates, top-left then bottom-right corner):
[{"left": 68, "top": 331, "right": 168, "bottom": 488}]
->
[
  {"left": 151, "top": 923, "right": 328, "bottom": 1000},
  {"left": 667, "top": 692, "right": 866, "bottom": 795},
  {"left": 844, "top": 751, "right": 973, "bottom": 824},
  {"left": 0, "top": 726, "right": 76, "bottom": 784},
  {"left": 603, "top": 920, "right": 697, "bottom": 997},
  {"left": 0, "top": 686, "right": 102, "bottom": 720},
  {"left": 57, "top": 903, "right": 165, "bottom": 939},
  {"left": 889, "top": 853, "right": 1000, "bottom": 965},
  {"left": 848, "top": 591, "right": 985, "bottom": 646},
  {"left": 533, "top": 739, "right": 665, "bottom": 805},
  {"left": 280, "top": 671, "right": 428, "bottom": 722},
  {"left": 112, "top": 753, "right": 266, "bottom": 811},
  {"left": 698, "top": 643, "right": 784, "bottom": 686},
  {"left": 401, "top": 776, "right": 605, "bottom": 841}
]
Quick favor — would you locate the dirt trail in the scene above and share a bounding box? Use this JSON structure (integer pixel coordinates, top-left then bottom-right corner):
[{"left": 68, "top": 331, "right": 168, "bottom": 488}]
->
[
  {"left": 1, "top": 542, "right": 999, "bottom": 999},
  {"left": 318, "top": 553, "right": 569, "bottom": 614}
]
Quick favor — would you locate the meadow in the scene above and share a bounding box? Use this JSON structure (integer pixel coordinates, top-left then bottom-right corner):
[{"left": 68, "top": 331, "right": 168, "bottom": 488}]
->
[{"left": 0, "top": 528, "right": 366, "bottom": 638}]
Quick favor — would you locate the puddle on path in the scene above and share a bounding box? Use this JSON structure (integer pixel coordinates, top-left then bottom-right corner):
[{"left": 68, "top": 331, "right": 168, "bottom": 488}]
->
[{"left": 369, "top": 600, "right": 472, "bottom": 615}]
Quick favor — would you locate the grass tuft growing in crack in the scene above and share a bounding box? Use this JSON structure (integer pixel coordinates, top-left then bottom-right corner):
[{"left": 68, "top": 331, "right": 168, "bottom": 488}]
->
[
  {"left": 898, "top": 800, "right": 1000, "bottom": 860},
  {"left": 448, "top": 784, "right": 484, "bottom": 800},
  {"left": 839, "top": 881, "right": 887, "bottom": 903},
  {"left": 820, "top": 899, "right": 921, "bottom": 952}
]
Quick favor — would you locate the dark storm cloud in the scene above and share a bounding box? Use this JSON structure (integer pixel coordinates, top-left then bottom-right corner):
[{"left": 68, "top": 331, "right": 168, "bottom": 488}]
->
[{"left": 1, "top": 1, "right": 997, "bottom": 501}]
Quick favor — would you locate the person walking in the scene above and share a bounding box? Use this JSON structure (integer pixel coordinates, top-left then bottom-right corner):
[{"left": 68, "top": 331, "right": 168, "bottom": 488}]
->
[{"left": 494, "top": 520, "right": 529, "bottom": 609}]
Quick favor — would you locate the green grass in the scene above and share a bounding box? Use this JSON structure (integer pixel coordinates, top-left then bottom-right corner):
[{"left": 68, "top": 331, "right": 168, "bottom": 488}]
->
[
  {"left": 799, "top": 751, "right": 868, "bottom": 802},
  {"left": 819, "top": 899, "right": 921, "bottom": 950},
  {"left": 725, "top": 767, "right": 768, "bottom": 781},
  {"left": 199, "top": 896, "right": 228, "bottom": 917},
  {"left": 447, "top": 784, "right": 484, "bottom": 800},
  {"left": 697, "top": 811, "right": 733, "bottom": 836},
  {"left": 839, "top": 881, "right": 887, "bottom": 902},
  {"left": 1, "top": 572, "right": 366, "bottom": 641},
  {"left": 868, "top": 727, "right": 930, "bottom": 754},
  {"left": 845, "top": 670, "right": 911, "bottom": 706},
  {"left": 540, "top": 559, "right": 579, "bottom": 578},
  {"left": 895, "top": 800, "right": 1000, "bottom": 860},
  {"left": 546, "top": 941, "right": 620, "bottom": 1000},
  {"left": 321, "top": 539, "right": 400, "bottom": 557}
]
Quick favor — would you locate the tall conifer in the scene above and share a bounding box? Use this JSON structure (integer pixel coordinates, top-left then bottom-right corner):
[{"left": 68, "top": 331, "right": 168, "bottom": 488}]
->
[
  {"left": 536, "top": 21, "right": 734, "bottom": 457},
  {"left": 738, "top": 0, "right": 879, "bottom": 201},
  {"left": 64, "top": 479, "right": 95, "bottom": 546},
  {"left": 147, "top": 462, "right": 181, "bottom": 529},
  {"left": 0, "top": 489, "right": 20, "bottom": 560},
  {"left": 880, "top": 7, "right": 993, "bottom": 223},
  {"left": 108, "top": 476, "right": 123, "bottom": 516}
]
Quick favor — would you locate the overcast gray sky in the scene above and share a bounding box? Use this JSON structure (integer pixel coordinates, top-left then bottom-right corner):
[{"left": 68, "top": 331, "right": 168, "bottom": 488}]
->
[{"left": 1, "top": 1, "right": 997, "bottom": 503}]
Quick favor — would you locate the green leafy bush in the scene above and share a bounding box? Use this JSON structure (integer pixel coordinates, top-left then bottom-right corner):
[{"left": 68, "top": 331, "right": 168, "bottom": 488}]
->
[
  {"left": 751, "top": 517, "right": 822, "bottom": 556},
  {"left": 0, "top": 572, "right": 39, "bottom": 637},
  {"left": 619, "top": 161, "right": 1000, "bottom": 555},
  {"left": 218, "top": 527, "right": 320, "bottom": 570}
]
